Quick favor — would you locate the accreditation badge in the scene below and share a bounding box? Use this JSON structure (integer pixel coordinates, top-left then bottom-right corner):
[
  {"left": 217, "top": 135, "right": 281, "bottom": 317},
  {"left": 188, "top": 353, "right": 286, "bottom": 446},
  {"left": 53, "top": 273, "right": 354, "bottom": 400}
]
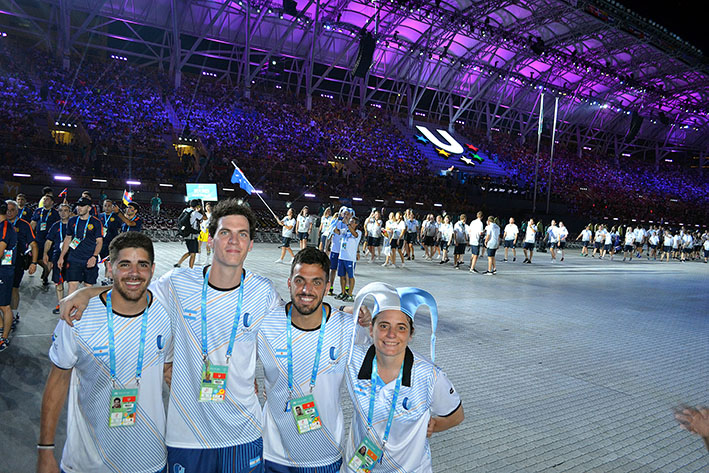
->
[
  {"left": 347, "top": 437, "right": 382, "bottom": 473},
  {"left": 109, "top": 388, "right": 139, "bottom": 427},
  {"left": 199, "top": 363, "right": 228, "bottom": 402},
  {"left": 103, "top": 226, "right": 109, "bottom": 237},
  {"left": 1, "top": 249, "right": 13, "bottom": 266},
  {"left": 40, "top": 222, "right": 47, "bottom": 231},
  {"left": 69, "top": 237, "right": 81, "bottom": 249},
  {"left": 289, "top": 393, "right": 322, "bottom": 434}
]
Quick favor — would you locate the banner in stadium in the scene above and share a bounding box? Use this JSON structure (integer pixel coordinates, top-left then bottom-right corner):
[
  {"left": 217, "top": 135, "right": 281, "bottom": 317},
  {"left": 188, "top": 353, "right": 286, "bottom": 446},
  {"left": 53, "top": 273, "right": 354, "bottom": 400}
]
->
[{"left": 186, "top": 183, "right": 218, "bottom": 201}]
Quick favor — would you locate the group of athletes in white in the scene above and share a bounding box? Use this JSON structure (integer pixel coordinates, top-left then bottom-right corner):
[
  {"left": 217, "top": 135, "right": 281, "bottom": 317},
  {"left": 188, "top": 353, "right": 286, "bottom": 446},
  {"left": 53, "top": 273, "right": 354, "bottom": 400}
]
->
[
  {"left": 577, "top": 223, "right": 709, "bottom": 263},
  {"left": 38, "top": 198, "right": 463, "bottom": 473},
  {"left": 276, "top": 204, "right": 709, "bottom": 284}
]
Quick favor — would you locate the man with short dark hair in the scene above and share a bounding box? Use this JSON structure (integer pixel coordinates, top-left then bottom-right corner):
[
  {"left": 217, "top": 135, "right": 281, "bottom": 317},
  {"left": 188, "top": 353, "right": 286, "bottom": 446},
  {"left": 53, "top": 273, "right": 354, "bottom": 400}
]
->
[
  {"left": 116, "top": 202, "right": 143, "bottom": 233},
  {"left": 15, "top": 193, "right": 31, "bottom": 221},
  {"left": 174, "top": 199, "right": 204, "bottom": 268},
  {"left": 38, "top": 232, "right": 172, "bottom": 473},
  {"left": 31, "top": 193, "right": 59, "bottom": 286},
  {"left": 44, "top": 203, "right": 71, "bottom": 314},
  {"left": 57, "top": 198, "right": 103, "bottom": 295},
  {"left": 6, "top": 200, "right": 38, "bottom": 330},
  {"left": 98, "top": 199, "right": 123, "bottom": 285},
  {"left": 259, "top": 247, "right": 368, "bottom": 472}
]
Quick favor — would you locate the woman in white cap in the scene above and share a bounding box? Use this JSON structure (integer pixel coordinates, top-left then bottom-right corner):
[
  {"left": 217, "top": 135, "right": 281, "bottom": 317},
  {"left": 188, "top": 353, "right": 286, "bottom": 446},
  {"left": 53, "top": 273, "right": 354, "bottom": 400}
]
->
[{"left": 343, "top": 282, "right": 464, "bottom": 472}]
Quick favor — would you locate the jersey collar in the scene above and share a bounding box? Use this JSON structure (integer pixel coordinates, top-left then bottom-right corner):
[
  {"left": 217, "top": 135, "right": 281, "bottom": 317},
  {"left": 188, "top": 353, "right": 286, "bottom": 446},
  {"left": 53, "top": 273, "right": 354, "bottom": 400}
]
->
[{"left": 357, "top": 345, "right": 413, "bottom": 387}]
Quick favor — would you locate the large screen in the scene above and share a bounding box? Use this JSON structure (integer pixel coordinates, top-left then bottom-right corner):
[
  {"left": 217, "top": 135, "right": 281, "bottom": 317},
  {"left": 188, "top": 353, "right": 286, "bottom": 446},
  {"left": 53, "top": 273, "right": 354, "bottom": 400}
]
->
[{"left": 186, "top": 183, "right": 218, "bottom": 201}]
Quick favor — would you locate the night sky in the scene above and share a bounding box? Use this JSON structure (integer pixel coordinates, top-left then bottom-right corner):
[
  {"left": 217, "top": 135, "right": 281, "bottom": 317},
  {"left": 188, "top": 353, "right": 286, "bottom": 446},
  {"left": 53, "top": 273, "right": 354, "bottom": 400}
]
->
[{"left": 620, "top": 0, "right": 708, "bottom": 55}]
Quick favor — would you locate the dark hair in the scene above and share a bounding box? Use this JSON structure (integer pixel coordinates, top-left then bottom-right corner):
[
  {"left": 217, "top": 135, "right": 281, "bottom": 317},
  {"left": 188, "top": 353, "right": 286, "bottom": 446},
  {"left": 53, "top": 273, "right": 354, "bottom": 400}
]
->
[
  {"left": 16, "top": 193, "right": 26, "bottom": 199},
  {"left": 208, "top": 199, "right": 256, "bottom": 239},
  {"left": 290, "top": 247, "right": 330, "bottom": 277},
  {"left": 109, "top": 232, "right": 155, "bottom": 264},
  {"left": 127, "top": 202, "right": 140, "bottom": 211},
  {"left": 372, "top": 312, "right": 415, "bottom": 335},
  {"left": 42, "top": 186, "right": 53, "bottom": 195},
  {"left": 190, "top": 199, "right": 201, "bottom": 208},
  {"left": 82, "top": 190, "right": 92, "bottom": 198}
]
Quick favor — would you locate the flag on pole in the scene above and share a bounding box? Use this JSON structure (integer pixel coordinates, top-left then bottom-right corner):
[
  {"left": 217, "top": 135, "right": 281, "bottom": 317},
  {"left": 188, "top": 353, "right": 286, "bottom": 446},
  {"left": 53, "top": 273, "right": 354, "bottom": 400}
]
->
[
  {"left": 122, "top": 190, "right": 133, "bottom": 206},
  {"left": 230, "top": 163, "right": 255, "bottom": 194},
  {"left": 58, "top": 188, "right": 68, "bottom": 198}
]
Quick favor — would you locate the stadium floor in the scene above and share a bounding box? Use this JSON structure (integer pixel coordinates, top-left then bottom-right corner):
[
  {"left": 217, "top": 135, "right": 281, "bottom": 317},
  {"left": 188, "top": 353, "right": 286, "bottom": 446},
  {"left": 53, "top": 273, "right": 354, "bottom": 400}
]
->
[{"left": 2, "top": 242, "right": 708, "bottom": 472}]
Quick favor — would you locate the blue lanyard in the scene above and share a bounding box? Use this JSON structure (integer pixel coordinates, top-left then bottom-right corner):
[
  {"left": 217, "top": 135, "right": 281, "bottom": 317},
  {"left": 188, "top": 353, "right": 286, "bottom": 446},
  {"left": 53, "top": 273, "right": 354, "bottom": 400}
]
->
[
  {"left": 74, "top": 217, "right": 89, "bottom": 240},
  {"left": 59, "top": 222, "right": 64, "bottom": 242},
  {"left": 286, "top": 304, "right": 328, "bottom": 396},
  {"left": 103, "top": 213, "right": 113, "bottom": 227},
  {"left": 106, "top": 290, "right": 150, "bottom": 386},
  {"left": 12, "top": 215, "right": 20, "bottom": 226},
  {"left": 41, "top": 209, "right": 50, "bottom": 223},
  {"left": 368, "top": 356, "right": 403, "bottom": 446},
  {"left": 201, "top": 267, "right": 245, "bottom": 364}
]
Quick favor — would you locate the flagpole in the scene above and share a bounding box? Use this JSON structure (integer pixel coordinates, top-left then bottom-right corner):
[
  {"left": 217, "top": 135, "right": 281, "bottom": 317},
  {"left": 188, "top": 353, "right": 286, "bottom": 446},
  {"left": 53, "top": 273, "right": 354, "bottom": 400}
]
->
[{"left": 230, "top": 161, "right": 281, "bottom": 222}]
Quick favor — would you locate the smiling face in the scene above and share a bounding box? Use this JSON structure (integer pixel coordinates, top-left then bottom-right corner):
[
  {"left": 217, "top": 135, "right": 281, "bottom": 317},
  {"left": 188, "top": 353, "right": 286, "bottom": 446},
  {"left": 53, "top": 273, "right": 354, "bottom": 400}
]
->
[
  {"left": 288, "top": 263, "right": 329, "bottom": 316},
  {"left": 108, "top": 247, "right": 154, "bottom": 302},
  {"left": 210, "top": 214, "right": 253, "bottom": 270},
  {"left": 370, "top": 310, "right": 413, "bottom": 359}
]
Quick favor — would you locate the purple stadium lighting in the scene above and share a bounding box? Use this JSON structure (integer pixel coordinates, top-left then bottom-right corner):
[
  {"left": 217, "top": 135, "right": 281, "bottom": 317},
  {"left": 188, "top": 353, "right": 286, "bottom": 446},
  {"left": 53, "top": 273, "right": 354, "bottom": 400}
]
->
[
  {"left": 54, "top": 175, "right": 71, "bottom": 181},
  {"left": 159, "top": 183, "right": 173, "bottom": 187},
  {"left": 13, "top": 173, "right": 31, "bottom": 178},
  {"left": 126, "top": 180, "right": 141, "bottom": 185},
  {"left": 395, "top": 200, "right": 404, "bottom": 204},
  {"left": 352, "top": 197, "right": 362, "bottom": 201},
  {"left": 304, "top": 193, "right": 316, "bottom": 198},
  {"left": 278, "top": 192, "right": 289, "bottom": 196},
  {"left": 92, "top": 178, "right": 107, "bottom": 183},
  {"left": 329, "top": 195, "right": 339, "bottom": 199},
  {"left": 374, "top": 199, "right": 384, "bottom": 203},
  {"left": 434, "top": 203, "right": 442, "bottom": 207}
]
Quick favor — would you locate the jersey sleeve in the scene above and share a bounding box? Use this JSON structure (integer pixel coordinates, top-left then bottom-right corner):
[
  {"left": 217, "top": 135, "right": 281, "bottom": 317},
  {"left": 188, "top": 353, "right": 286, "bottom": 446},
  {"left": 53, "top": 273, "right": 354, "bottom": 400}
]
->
[
  {"left": 430, "top": 368, "right": 462, "bottom": 417},
  {"left": 66, "top": 218, "right": 76, "bottom": 238},
  {"left": 49, "top": 320, "right": 79, "bottom": 370},
  {"left": 150, "top": 273, "right": 173, "bottom": 312},
  {"left": 91, "top": 218, "right": 103, "bottom": 239}
]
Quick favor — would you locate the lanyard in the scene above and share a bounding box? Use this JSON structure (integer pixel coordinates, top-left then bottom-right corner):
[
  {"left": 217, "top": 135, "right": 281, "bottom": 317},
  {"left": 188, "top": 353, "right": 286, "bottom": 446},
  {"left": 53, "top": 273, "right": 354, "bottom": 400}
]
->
[
  {"left": 41, "top": 208, "right": 50, "bottom": 224},
  {"left": 103, "top": 212, "right": 113, "bottom": 227},
  {"left": 201, "top": 267, "right": 245, "bottom": 365},
  {"left": 368, "top": 356, "right": 403, "bottom": 447},
  {"left": 106, "top": 290, "right": 150, "bottom": 386},
  {"left": 286, "top": 304, "right": 328, "bottom": 396},
  {"left": 74, "top": 217, "right": 89, "bottom": 240},
  {"left": 59, "top": 222, "right": 64, "bottom": 242}
]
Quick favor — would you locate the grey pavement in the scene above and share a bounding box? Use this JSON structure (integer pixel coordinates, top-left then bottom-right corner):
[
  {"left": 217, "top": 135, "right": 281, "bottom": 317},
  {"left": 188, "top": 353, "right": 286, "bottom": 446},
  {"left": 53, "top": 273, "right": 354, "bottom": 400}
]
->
[{"left": 1, "top": 242, "right": 707, "bottom": 472}]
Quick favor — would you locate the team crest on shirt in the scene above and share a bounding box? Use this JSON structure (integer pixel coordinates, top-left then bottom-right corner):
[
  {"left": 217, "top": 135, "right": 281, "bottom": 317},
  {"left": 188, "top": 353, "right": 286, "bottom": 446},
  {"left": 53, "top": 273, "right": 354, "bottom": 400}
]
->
[
  {"left": 110, "top": 217, "right": 115, "bottom": 222},
  {"left": 87, "top": 224, "right": 94, "bottom": 230}
]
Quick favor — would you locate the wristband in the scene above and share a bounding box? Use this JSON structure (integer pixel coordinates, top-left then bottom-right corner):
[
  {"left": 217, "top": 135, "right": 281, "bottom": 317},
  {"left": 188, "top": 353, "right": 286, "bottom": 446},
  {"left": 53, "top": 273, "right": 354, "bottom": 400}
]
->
[{"left": 37, "top": 444, "right": 55, "bottom": 450}]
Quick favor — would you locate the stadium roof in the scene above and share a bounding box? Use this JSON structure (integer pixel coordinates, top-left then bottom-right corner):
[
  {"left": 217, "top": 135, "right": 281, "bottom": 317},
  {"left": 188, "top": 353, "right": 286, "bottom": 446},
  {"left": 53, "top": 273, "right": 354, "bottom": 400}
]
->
[{"left": 2, "top": 0, "right": 708, "bottom": 153}]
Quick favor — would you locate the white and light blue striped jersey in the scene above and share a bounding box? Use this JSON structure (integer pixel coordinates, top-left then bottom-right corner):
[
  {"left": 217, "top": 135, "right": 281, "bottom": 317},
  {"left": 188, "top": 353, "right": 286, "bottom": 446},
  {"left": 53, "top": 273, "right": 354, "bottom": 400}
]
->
[
  {"left": 344, "top": 345, "right": 461, "bottom": 473},
  {"left": 329, "top": 219, "right": 348, "bottom": 254},
  {"left": 258, "top": 302, "right": 356, "bottom": 467},
  {"left": 152, "top": 266, "right": 281, "bottom": 449},
  {"left": 49, "top": 290, "right": 172, "bottom": 473}
]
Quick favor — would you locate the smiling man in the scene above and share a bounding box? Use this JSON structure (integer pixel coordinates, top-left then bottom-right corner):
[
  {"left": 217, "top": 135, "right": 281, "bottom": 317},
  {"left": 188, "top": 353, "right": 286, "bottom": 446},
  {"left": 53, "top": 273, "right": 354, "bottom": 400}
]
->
[
  {"left": 258, "top": 247, "right": 368, "bottom": 473},
  {"left": 38, "top": 232, "right": 173, "bottom": 473}
]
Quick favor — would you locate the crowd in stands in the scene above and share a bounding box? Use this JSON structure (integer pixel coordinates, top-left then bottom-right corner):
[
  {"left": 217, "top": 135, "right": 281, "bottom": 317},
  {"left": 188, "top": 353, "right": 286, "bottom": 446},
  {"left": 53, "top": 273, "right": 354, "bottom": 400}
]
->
[
  {"left": 465, "top": 128, "right": 709, "bottom": 224},
  {"left": 1, "top": 38, "right": 707, "bottom": 226}
]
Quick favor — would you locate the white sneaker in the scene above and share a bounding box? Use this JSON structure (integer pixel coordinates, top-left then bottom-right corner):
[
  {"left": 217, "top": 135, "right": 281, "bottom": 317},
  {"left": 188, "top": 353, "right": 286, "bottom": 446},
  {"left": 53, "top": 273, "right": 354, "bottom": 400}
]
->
[{"left": 274, "top": 259, "right": 284, "bottom": 264}]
